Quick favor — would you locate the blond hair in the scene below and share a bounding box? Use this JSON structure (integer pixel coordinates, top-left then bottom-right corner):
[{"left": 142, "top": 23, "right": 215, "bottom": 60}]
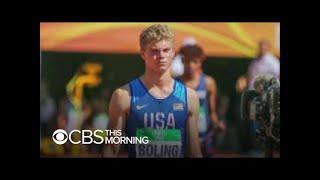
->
[{"left": 139, "top": 24, "right": 175, "bottom": 50}]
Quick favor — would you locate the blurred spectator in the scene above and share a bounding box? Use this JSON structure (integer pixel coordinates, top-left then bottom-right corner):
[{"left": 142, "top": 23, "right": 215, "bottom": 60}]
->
[
  {"left": 215, "top": 94, "right": 230, "bottom": 153},
  {"left": 171, "top": 37, "right": 197, "bottom": 77},
  {"left": 65, "top": 100, "right": 91, "bottom": 133},
  {"left": 217, "top": 94, "right": 230, "bottom": 125},
  {"left": 49, "top": 92, "right": 110, "bottom": 156},
  {"left": 248, "top": 40, "right": 280, "bottom": 89},
  {"left": 40, "top": 81, "right": 56, "bottom": 137},
  {"left": 231, "top": 75, "right": 253, "bottom": 154},
  {"left": 92, "top": 98, "right": 109, "bottom": 131},
  {"left": 56, "top": 98, "right": 68, "bottom": 130},
  {"left": 58, "top": 98, "right": 93, "bottom": 155},
  {"left": 90, "top": 97, "right": 109, "bottom": 153},
  {"left": 79, "top": 101, "right": 94, "bottom": 154},
  {"left": 236, "top": 75, "right": 248, "bottom": 93}
]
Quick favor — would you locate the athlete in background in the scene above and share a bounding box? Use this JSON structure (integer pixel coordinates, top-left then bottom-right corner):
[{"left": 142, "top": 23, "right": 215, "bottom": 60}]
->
[{"left": 177, "top": 44, "right": 226, "bottom": 157}]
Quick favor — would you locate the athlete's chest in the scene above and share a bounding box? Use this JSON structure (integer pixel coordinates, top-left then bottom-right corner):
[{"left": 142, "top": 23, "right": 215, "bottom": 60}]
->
[{"left": 130, "top": 96, "right": 187, "bottom": 129}]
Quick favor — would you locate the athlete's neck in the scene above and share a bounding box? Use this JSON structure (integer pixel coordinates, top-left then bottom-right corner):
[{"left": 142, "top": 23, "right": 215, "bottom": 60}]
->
[{"left": 142, "top": 69, "right": 173, "bottom": 89}]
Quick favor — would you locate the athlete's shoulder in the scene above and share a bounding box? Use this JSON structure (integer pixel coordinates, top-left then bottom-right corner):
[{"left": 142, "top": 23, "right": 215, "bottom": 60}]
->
[
  {"left": 204, "top": 74, "right": 216, "bottom": 85},
  {"left": 114, "top": 77, "right": 140, "bottom": 96},
  {"left": 204, "top": 74, "right": 217, "bottom": 91},
  {"left": 174, "top": 77, "right": 184, "bottom": 86},
  {"left": 109, "top": 83, "right": 131, "bottom": 112},
  {"left": 113, "top": 83, "right": 131, "bottom": 98}
]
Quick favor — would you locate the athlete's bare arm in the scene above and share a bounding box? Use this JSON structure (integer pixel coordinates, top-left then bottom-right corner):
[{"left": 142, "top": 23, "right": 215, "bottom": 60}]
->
[
  {"left": 186, "top": 88, "right": 203, "bottom": 158},
  {"left": 205, "top": 75, "right": 226, "bottom": 131},
  {"left": 103, "top": 84, "right": 131, "bottom": 157}
]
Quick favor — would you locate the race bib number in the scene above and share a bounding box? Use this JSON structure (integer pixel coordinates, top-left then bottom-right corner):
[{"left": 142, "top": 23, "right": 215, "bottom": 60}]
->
[
  {"left": 198, "top": 106, "right": 207, "bottom": 133},
  {"left": 135, "top": 128, "right": 182, "bottom": 158}
]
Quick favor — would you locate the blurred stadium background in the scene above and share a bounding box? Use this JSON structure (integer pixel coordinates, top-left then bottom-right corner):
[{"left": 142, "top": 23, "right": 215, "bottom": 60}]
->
[{"left": 40, "top": 23, "right": 280, "bottom": 157}]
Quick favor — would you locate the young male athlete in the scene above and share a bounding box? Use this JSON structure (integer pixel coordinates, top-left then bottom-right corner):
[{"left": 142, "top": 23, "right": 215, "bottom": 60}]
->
[
  {"left": 103, "top": 24, "right": 202, "bottom": 158},
  {"left": 177, "top": 44, "right": 226, "bottom": 157}
]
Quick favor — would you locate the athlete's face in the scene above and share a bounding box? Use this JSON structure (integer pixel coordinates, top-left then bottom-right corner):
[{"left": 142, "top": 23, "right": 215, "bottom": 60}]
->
[
  {"left": 183, "top": 57, "right": 202, "bottom": 76},
  {"left": 141, "top": 39, "right": 175, "bottom": 74}
]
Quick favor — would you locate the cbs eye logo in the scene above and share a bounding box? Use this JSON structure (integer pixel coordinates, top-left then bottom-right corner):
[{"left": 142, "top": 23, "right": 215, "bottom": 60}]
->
[{"left": 52, "top": 129, "right": 68, "bottom": 145}]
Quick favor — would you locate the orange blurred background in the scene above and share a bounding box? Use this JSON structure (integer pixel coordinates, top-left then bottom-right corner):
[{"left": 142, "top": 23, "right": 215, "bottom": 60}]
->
[{"left": 40, "top": 23, "right": 280, "bottom": 58}]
